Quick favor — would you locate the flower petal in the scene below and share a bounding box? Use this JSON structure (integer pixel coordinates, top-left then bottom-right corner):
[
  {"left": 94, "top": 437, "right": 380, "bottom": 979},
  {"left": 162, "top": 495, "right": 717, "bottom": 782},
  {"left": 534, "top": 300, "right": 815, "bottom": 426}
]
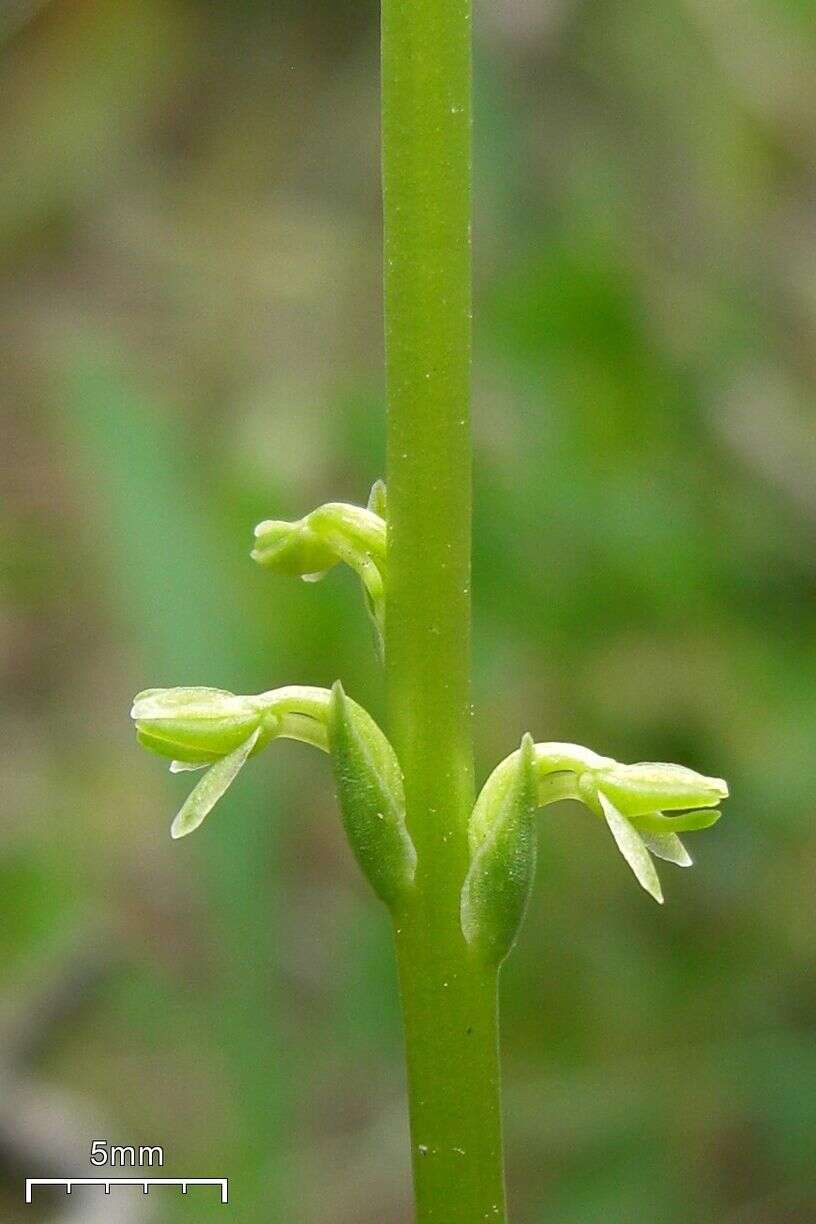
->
[
  {"left": 171, "top": 727, "right": 260, "bottom": 840},
  {"left": 640, "top": 830, "right": 692, "bottom": 867},
  {"left": 598, "top": 791, "right": 663, "bottom": 903},
  {"left": 629, "top": 808, "right": 721, "bottom": 834}
]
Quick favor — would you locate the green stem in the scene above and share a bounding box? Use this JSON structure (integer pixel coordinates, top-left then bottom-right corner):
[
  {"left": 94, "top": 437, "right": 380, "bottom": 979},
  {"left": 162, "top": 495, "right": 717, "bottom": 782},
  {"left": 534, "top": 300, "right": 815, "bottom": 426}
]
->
[
  {"left": 382, "top": 0, "right": 508, "bottom": 1217},
  {"left": 393, "top": 917, "right": 507, "bottom": 1223}
]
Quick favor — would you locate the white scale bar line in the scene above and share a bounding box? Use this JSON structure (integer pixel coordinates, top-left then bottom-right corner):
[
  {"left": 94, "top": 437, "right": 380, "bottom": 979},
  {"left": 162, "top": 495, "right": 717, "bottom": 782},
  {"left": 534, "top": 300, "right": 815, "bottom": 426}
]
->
[{"left": 26, "top": 1179, "right": 229, "bottom": 1204}]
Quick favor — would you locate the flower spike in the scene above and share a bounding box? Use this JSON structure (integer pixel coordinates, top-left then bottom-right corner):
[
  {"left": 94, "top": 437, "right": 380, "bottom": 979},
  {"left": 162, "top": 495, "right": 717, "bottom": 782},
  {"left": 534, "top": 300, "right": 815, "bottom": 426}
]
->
[
  {"left": 462, "top": 741, "right": 728, "bottom": 963},
  {"left": 252, "top": 485, "right": 387, "bottom": 653}
]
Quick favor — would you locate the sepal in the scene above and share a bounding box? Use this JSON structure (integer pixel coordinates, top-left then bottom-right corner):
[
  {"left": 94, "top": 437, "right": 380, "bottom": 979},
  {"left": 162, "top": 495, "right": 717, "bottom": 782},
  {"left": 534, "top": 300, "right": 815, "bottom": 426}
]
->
[
  {"left": 598, "top": 791, "right": 664, "bottom": 903},
  {"left": 171, "top": 728, "right": 261, "bottom": 839}
]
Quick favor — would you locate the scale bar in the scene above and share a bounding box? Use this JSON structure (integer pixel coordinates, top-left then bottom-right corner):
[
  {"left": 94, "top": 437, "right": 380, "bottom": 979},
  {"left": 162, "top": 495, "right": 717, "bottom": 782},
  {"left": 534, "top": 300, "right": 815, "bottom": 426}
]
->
[{"left": 26, "top": 1178, "right": 229, "bottom": 1204}]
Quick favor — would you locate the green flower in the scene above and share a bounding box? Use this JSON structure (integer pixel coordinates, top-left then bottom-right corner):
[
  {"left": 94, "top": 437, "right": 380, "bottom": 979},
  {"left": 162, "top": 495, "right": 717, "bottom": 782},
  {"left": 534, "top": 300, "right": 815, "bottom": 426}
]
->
[
  {"left": 251, "top": 483, "right": 387, "bottom": 652},
  {"left": 131, "top": 682, "right": 415, "bottom": 908},
  {"left": 132, "top": 685, "right": 327, "bottom": 837},
  {"left": 463, "top": 741, "right": 729, "bottom": 963}
]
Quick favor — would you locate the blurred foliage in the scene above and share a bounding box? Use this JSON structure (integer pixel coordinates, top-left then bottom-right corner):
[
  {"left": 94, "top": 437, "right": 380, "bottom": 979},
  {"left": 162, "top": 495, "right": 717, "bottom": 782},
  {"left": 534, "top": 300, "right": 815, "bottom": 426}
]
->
[{"left": 1, "top": 0, "right": 815, "bottom": 1221}]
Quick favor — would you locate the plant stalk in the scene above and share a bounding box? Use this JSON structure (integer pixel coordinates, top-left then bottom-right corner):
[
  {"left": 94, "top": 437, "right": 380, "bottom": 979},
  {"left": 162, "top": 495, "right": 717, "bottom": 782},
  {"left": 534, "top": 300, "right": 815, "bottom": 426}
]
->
[{"left": 382, "top": 0, "right": 508, "bottom": 1217}]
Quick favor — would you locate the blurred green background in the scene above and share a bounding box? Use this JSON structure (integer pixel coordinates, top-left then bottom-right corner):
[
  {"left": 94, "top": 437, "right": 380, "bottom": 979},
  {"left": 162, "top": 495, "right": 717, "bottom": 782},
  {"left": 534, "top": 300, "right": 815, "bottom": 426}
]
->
[{"left": 2, "top": 1, "right": 815, "bottom": 1221}]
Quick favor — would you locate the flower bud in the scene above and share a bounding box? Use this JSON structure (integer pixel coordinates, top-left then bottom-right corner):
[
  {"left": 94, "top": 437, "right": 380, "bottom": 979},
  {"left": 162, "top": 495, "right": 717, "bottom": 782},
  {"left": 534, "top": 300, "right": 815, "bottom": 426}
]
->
[
  {"left": 307, "top": 502, "right": 386, "bottom": 567},
  {"left": 367, "top": 478, "right": 387, "bottom": 519},
  {"left": 251, "top": 498, "right": 387, "bottom": 657}
]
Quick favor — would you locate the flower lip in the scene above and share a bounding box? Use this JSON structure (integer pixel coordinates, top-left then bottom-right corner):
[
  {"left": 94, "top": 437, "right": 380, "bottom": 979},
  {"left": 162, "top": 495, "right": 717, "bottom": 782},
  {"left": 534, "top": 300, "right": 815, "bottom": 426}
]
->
[{"left": 136, "top": 727, "right": 222, "bottom": 765}]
